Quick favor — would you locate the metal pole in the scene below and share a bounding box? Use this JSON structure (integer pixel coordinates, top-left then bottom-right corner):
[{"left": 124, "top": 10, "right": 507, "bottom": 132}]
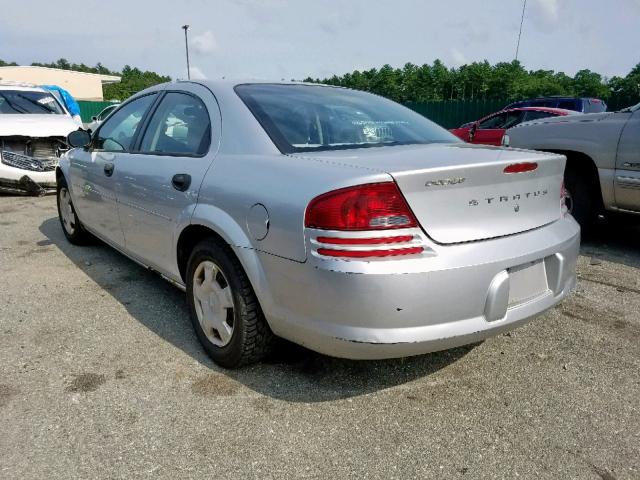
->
[
  {"left": 182, "top": 25, "right": 191, "bottom": 79},
  {"left": 515, "top": 0, "right": 527, "bottom": 61}
]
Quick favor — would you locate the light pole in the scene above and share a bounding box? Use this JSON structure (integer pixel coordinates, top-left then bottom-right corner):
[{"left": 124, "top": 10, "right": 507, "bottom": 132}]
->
[
  {"left": 515, "top": 0, "right": 527, "bottom": 61},
  {"left": 182, "top": 24, "right": 191, "bottom": 79}
]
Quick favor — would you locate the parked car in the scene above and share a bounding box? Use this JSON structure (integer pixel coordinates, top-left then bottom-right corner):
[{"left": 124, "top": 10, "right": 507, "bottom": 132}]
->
[
  {"left": 42, "top": 84, "right": 84, "bottom": 126},
  {"left": 58, "top": 80, "right": 579, "bottom": 368},
  {"left": 86, "top": 103, "right": 119, "bottom": 132},
  {"left": 503, "top": 102, "right": 640, "bottom": 228},
  {"left": 450, "top": 107, "right": 575, "bottom": 145},
  {"left": 0, "top": 83, "right": 78, "bottom": 195},
  {"left": 504, "top": 97, "right": 607, "bottom": 114}
]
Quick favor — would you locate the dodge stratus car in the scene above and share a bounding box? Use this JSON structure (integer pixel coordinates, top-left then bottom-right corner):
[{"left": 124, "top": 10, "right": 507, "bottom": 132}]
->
[
  {"left": 57, "top": 80, "right": 580, "bottom": 368},
  {"left": 0, "top": 84, "right": 77, "bottom": 195}
]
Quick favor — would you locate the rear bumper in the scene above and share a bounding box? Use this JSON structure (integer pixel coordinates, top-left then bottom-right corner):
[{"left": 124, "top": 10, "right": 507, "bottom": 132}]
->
[{"left": 256, "top": 216, "right": 580, "bottom": 359}]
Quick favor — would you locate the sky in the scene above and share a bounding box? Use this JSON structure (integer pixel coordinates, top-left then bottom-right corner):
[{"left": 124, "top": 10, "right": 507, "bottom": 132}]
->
[{"left": 1, "top": 0, "right": 639, "bottom": 81}]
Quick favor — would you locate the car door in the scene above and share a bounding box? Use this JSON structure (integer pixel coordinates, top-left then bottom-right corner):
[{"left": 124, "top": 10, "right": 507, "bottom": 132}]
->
[
  {"left": 68, "top": 93, "right": 158, "bottom": 246},
  {"left": 614, "top": 109, "right": 640, "bottom": 211},
  {"left": 114, "top": 85, "right": 220, "bottom": 278}
]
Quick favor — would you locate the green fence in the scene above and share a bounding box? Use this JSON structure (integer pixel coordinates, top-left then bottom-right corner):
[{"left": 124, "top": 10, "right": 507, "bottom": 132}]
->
[
  {"left": 79, "top": 95, "right": 640, "bottom": 128},
  {"left": 405, "top": 98, "right": 510, "bottom": 129},
  {"left": 406, "top": 95, "right": 640, "bottom": 129},
  {"left": 78, "top": 101, "right": 116, "bottom": 123}
]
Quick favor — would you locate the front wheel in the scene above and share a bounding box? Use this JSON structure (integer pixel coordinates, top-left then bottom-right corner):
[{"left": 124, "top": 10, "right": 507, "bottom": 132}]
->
[
  {"left": 186, "top": 238, "right": 274, "bottom": 368},
  {"left": 56, "top": 176, "right": 91, "bottom": 245}
]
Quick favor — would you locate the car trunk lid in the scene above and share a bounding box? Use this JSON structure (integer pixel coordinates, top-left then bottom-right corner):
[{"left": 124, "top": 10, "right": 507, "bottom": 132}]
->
[{"left": 294, "top": 143, "right": 565, "bottom": 244}]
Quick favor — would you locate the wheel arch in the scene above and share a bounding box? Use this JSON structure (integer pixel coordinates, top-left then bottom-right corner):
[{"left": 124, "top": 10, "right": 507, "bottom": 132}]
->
[
  {"left": 175, "top": 215, "right": 276, "bottom": 322},
  {"left": 541, "top": 149, "right": 605, "bottom": 209}
]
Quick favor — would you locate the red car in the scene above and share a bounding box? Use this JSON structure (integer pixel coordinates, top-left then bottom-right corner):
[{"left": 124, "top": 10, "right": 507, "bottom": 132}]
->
[{"left": 450, "top": 107, "right": 574, "bottom": 146}]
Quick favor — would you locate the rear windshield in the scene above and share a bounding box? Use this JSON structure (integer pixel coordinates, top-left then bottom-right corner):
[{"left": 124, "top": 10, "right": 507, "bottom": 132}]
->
[
  {"left": 584, "top": 99, "right": 607, "bottom": 113},
  {"left": 235, "top": 84, "right": 459, "bottom": 153},
  {"left": 0, "top": 90, "right": 66, "bottom": 115}
]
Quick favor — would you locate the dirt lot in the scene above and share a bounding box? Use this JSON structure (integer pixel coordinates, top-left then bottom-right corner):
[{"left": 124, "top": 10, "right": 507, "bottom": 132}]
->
[{"left": 1, "top": 195, "right": 639, "bottom": 479}]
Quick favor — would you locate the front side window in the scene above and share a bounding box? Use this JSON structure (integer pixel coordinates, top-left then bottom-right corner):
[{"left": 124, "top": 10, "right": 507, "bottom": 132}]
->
[
  {"left": 0, "top": 89, "right": 65, "bottom": 115},
  {"left": 478, "top": 113, "right": 507, "bottom": 129},
  {"left": 94, "top": 94, "right": 156, "bottom": 152},
  {"left": 236, "top": 84, "right": 458, "bottom": 153},
  {"left": 523, "top": 110, "right": 557, "bottom": 122},
  {"left": 139, "top": 92, "right": 211, "bottom": 156},
  {"left": 501, "top": 111, "right": 523, "bottom": 129}
]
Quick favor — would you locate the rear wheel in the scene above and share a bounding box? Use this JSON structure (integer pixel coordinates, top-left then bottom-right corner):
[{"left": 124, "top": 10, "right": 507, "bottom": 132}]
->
[
  {"left": 186, "top": 238, "right": 274, "bottom": 368},
  {"left": 56, "top": 176, "right": 91, "bottom": 244}
]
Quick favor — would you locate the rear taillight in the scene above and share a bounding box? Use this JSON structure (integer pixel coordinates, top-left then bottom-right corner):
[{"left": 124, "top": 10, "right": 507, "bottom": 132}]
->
[
  {"left": 305, "top": 182, "right": 417, "bottom": 231},
  {"left": 306, "top": 182, "right": 423, "bottom": 259}
]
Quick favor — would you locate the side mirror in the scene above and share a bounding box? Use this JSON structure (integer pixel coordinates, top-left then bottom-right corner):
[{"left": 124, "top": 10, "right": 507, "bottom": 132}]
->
[{"left": 67, "top": 129, "right": 92, "bottom": 148}]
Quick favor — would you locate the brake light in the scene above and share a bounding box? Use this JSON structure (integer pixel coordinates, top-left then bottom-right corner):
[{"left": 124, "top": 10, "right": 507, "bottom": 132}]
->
[
  {"left": 503, "top": 162, "right": 538, "bottom": 174},
  {"left": 305, "top": 182, "right": 417, "bottom": 231}
]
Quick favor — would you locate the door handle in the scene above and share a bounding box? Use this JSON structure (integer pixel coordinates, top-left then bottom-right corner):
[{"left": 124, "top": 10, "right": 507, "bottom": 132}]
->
[
  {"left": 172, "top": 173, "right": 191, "bottom": 192},
  {"left": 104, "top": 162, "right": 114, "bottom": 177}
]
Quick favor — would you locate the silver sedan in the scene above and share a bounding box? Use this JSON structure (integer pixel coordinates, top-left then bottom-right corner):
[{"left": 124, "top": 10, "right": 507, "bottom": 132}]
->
[{"left": 58, "top": 80, "right": 580, "bottom": 368}]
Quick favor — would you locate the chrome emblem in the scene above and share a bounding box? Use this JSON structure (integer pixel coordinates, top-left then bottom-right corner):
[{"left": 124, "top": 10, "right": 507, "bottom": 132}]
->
[
  {"left": 469, "top": 189, "right": 548, "bottom": 207},
  {"left": 425, "top": 177, "right": 466, "bottom": 187}
]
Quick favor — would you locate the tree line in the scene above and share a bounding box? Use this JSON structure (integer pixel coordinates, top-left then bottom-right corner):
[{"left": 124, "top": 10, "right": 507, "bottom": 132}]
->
[
  {"left": 2, "top": 57, "right": 639, "bottom": 108},
  {"left": 0, "top": 58, "right": 170, "bottom": 101},
  {"left": 304, "top": 60, "right": 640, "bottom": 107}
]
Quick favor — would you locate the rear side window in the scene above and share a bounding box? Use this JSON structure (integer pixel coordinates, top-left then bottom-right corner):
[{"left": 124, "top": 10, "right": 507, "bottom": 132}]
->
[
  {"left": 584, "top": 99, "right": 607, "bottom": 113},
  {"left": 139, "top": 92, "right": 211, "bottom": 156},
  {"left": 94, "top": 94, "right": 156, "bottom": 152},
  {"left": 236, "top": 84, "right": 458, "bottom": 153}
]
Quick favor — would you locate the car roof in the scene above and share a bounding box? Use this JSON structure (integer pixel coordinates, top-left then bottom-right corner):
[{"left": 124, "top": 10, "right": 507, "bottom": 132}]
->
[
  {"left": 510, "top": 106, "right": 573, "bottom": 114},
  {"left": 0, "top": 83, "right": 48, "bottom": 93}
]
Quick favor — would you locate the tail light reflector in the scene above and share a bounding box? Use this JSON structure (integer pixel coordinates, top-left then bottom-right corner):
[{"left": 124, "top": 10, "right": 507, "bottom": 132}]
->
[
  {"left": 317, "top": 247, "right": 424, "bottom": 258},
  {"left": 503, "top": 162, "right": 538, "bottom": 174},
  {"left": 305, "top": 182, "right": 417, "bottom": 231},
  {"left": 316, "top": 235, "right": 414, "bottom": 245}
]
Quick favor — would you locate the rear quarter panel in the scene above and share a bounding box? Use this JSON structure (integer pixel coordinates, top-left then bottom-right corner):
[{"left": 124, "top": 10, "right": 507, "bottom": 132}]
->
[{"left": 194, "top": 153, "right": 389, "bottom": 262}]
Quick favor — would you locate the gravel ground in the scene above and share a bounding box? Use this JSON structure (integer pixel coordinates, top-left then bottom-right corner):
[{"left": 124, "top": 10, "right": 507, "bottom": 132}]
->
[{"left": 1, "top": 195, "right": 639, "bottom": 479}]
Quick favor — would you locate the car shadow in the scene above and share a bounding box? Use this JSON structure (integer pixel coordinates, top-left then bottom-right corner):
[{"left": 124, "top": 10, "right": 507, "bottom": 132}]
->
[
  {"left": 39, "top": 217, "right": 474, "bottom": 403},
  {"left": 581, "top": 215, "right": 640, "bottom": 269}
]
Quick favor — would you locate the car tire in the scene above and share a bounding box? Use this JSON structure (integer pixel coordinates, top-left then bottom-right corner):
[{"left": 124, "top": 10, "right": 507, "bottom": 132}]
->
[
  {"left": 56, "top": 175, "right": 92, "bottom": 245},
  {"left": 564, "top": 167, "right": 599, "bottom": 232},
  {"left": 186, "top": 238, "right": 274, "bottom": 368}
]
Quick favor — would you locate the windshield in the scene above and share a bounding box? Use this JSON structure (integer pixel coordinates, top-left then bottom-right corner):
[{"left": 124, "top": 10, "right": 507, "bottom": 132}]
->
[
  {"left": 235, "top": 84, "right": 459, "bottom": 153},
  {"left": 0, "top": 90, "right": 66, "bottom": 115}
]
